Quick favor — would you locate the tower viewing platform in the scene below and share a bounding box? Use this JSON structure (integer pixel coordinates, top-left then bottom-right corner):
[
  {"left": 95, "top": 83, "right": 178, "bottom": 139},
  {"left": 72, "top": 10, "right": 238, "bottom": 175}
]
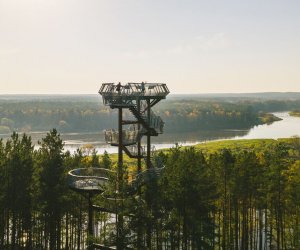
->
[
  {"left": 68, "top": 168, "right": 114, "bottom": 194},
  {"left": 99, "top": 82, "right": 169, "bottom": 108}
]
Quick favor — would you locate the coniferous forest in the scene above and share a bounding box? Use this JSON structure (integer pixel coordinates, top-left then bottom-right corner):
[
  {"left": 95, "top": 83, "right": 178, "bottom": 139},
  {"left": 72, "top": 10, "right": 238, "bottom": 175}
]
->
[
  {"left": 2, "top": 0, "right": 300, "bottom": 249},
  {"left": 1, "top": 129, "right": 300, "bottom": 249}
]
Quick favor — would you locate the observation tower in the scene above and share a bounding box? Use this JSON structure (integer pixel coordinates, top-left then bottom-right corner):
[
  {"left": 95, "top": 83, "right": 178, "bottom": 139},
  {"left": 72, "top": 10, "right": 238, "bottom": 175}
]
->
[
  {"left": 99, "top": 82, "right": 169, "bottom": 173},
  {"left": 68, "top": 82, "right": 169, "bottom": 249},
  {"left": 99, "top": 82, "right": 169, "bottom": 249}
]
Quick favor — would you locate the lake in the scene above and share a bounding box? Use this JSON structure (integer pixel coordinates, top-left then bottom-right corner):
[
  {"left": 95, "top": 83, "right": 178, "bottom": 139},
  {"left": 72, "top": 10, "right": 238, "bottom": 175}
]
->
[
  {"left": 1, "top": 112, "right": 299, "bottom": 153},
  {"left": 63, "top": 112, "right": 300, "bottom": 153},
  {"left": 233, "top": 112, "right": 300, "bottom": 139}
]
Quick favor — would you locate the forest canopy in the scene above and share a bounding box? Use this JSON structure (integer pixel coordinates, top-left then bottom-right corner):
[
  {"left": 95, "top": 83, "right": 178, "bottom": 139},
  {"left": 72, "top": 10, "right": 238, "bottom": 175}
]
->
[{"left": 1, "top": 131, "right": 300, "bottom": 249}]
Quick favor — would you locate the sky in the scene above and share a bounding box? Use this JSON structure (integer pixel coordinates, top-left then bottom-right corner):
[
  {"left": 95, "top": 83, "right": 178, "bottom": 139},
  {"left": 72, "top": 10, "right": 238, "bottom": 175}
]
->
[{"left": 0, "top": 0, "right": 300, "bottom": 94}]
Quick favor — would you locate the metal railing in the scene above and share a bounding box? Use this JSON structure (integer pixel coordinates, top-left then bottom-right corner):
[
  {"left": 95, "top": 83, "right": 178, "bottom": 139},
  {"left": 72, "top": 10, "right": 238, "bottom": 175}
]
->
[
  {"left": 127, "top": 83, "right": 169, "bottom": 97},
  {"left": 68, "top": 168, "right": 114, "bottom": 191},
  {"left": 126, "top": 145, "right": 156, "bottom": 157},
  {"left": 99, "top": 83, "right": 169, "bottom": 106},
  {"left": 126, "top": 145, "right": 146, "bottom": 157},
  {"left": 104, "top": 129, "right": 141, "bottom": 145},
  {"left": 149, "top": 111, "right": 164, "bottom": 133}
]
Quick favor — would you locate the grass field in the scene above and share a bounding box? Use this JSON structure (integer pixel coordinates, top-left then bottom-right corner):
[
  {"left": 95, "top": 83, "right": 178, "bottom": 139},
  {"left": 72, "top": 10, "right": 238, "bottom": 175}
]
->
[{"left": 109, "top": 137, "right": 299, "bottom": 168}]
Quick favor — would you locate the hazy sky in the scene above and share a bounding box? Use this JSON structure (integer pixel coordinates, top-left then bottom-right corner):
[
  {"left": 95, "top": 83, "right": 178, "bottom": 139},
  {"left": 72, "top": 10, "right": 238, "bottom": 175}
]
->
[{"left": 1, "top": 0, "right": 300, "bottom": 94}]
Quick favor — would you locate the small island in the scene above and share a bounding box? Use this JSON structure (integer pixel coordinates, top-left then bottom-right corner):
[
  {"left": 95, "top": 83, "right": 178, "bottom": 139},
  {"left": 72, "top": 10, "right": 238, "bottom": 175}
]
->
[
  {"left": 258, "top": 112, "right": 282, "bottom": 124},
  {"left": 289, "top": 110, "right": 300, "bottom": 118}
]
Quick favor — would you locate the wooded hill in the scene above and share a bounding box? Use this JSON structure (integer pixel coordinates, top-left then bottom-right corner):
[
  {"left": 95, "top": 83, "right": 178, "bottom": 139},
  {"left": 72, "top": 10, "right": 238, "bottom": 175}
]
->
[{"left": 1, "top": 94, "right": 300, "bottom": 134}]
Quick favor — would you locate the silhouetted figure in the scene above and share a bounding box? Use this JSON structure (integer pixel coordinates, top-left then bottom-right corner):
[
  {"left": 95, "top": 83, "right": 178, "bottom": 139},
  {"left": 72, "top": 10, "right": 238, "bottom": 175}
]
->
[
  {"left": 116, "top": 82, "right": 122, "bottom": 93},
  {"left": 141, "top": 82, "right": 145, "bottom": 93}
]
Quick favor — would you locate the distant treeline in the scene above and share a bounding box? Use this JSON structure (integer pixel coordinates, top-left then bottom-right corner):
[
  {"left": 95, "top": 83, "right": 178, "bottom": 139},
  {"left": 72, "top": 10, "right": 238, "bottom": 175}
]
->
[
  {"left": 155, "top": 100, "right": 283, "bottom": 132},
  {"left": 0, "top": 101, "right": 117, "bottom": 134},
  {"left": 1, "top": 96, "right": 300, "bottom": 134}
]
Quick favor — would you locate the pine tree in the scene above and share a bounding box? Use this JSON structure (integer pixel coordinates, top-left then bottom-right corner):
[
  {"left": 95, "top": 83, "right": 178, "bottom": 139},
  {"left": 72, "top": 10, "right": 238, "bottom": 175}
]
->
[
  {"left": 101, "top": 150, "right": 112, "bottom": 169},
  {"left": 90, "top": 148, "right": 101, "bottom": 168},
  {"left": 38, "top": 129, "right": 65, "bottom": 250}
]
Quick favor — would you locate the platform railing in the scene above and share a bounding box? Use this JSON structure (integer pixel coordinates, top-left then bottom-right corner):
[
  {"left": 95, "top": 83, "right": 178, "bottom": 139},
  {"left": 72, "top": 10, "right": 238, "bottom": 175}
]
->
[
  {"left": 68, "top": 168, "right": 114, "bottom": 191},
  {"left": 127, "top": 83, "right": 169, "bottom": 97},
  {"left": 104, "top": 129, "right": 141, "bottom": 146},
  {"left": 126, "top": 145, "right": 156, "bottom": 157},
  {"left": 126, "top": 145, "right": 146, "bottom": 157},
  {"left": 99, "top": 83, "right": 169, "bottom": 104},
  {"left": 149, "top": 111, "right": 164, "bottom": 134}
]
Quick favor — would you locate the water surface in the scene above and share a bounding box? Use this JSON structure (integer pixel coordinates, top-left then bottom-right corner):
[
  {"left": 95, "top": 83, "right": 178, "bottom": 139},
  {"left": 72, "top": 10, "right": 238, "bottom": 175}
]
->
[{"left": 63, "top": 112, "right": 300, "bottom": 153}]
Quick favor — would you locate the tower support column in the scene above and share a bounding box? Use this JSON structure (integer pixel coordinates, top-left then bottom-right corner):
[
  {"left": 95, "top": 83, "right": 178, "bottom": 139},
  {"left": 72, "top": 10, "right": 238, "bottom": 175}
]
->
[
  {"left": 88, "top": 193, "right": 94, "bottom": 250},
  {"left": 147, "top": 99, "right": 151, "bottom": 169},
  {"left": 117, "top": 107, "right": 124, "bottom": 250},
  {"left": 136, "top": 98, "right": 143, "bottom": 249},
  {"left": 137, "top": 98, "right": 141, "bottom": 172},
  {"left": 146, "top": 99, "right": 152, "bottom": 248}
]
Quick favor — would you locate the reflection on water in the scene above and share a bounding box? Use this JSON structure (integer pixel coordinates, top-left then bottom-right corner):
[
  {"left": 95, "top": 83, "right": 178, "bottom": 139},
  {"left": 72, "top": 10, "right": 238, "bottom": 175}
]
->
[
  {"left": 1, "top": 112, "right": 299, "bottom": 154},
  {"left": 152, "top": 129, "right": 248, "bottom": 144},
  {"left": 60, "top": 112, "right": 300, "bottom": 153},
  {"left": 234, "top": 112, "right": 300, "bottom": 139}
]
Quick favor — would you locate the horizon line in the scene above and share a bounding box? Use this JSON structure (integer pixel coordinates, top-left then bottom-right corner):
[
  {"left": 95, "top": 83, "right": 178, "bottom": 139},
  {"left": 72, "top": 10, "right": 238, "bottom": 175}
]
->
[{"left": 1, "top": 91, "right": 300, "bottom": 96}]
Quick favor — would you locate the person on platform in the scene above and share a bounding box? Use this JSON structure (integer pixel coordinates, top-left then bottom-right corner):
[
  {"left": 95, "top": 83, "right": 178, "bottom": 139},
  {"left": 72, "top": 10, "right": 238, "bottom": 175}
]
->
[
  {"left": 141, "top": 82, "right": 145, "bottom": 93},
  {"left": 116, "top": 82, "right": 122, "bottom": 93}
]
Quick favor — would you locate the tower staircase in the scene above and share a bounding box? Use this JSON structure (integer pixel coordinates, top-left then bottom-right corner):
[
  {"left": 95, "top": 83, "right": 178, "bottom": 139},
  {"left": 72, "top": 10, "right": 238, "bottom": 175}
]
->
[{"left": 99, "top": 82, "right": 169, "bottom": 174}]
